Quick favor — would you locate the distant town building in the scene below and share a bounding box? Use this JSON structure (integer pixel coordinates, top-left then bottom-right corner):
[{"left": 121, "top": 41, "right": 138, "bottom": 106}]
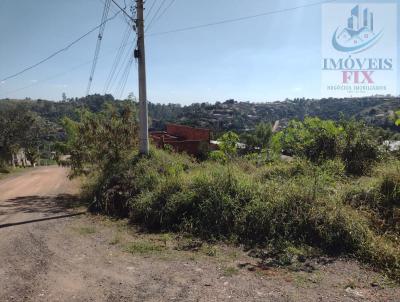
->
[{"left": 150, "top": 124, "right": 213, "bottom": 157}]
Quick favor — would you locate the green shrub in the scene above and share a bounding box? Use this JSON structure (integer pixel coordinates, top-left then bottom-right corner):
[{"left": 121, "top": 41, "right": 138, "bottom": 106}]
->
[
  {"left": 279, "top": 117, "right": 343, "bottom": 163},
  {"left": 344, "top": 163, "right": 400, "bottom": 235},
  {"left": 256, "top": 159, "right": 306, "bottom": 181},
  {"left": 131, "top": 164, "right": 261, "bottom": 238},
  {"left": 130, "top": 176, "right": 186, "bottom": 230},
  {"left": 209, "top": 150, "right": 227, "bottom": 163},
  {"left": 87, "top": 148, "right": 400, "bottom": 281},
  {"left": 89, "top": 148, "right": 194, "bottom": 216},
  {"left": 277, "top": 118, "right": 380, "bottom": 176},
  {"left": 380, "top": 173, "right": 400, "bottom": 207},
  {"left": 341, "top": 120, "right": 381, "bottom": 176}
]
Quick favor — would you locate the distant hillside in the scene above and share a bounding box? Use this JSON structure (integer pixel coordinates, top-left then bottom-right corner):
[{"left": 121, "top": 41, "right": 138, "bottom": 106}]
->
[
  {"left": 149, "top": 97, "right": 400, "bottom": 134},
  {"left": 0, "top": 94, "right": 116, "bottom": 124},
  {"left": 1, "top": 95, "right": 399, "bottom": 135}
]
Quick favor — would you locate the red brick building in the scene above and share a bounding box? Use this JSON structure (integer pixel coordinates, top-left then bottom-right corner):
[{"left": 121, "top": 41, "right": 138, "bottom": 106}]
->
[{"left": 150, "top": 124, "right": 212, "bottom": 157}]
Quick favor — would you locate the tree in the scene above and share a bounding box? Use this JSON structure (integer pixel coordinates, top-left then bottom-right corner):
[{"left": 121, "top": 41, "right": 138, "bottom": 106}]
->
[
  {"left": 279, "top": 117, "right": 343, "bottom": 163},
  {"left": 241, "top": 133, "right": 259, "bottom": 152},
  {"left": 62, "top": 102, "right": 138, "bottom": 177},
  {"left": 255, "top": 122, "right": 273, "bottom": 159},
  {"left": 219, "top": 131, "right": 239, "bottom": 159},
  {"left": 340, "top": 119, "right": 380, "bottom": 176},
  {"left": 394, "top": 110, "right": 400, "bottom": 126},
  {"left": 23, "top": 116, "right": 48, "bottom": 166},
  {"left": 62, "top": 92, "right": 67, "bottom": 102},
  {"left": 217, "top": 131, "right": 239, "bottom": 186},
  {"left": 255, "top": 122, "right": 273, "bottom": 150},
  {"left": 0, "top": 107, "right": 43, "bottom": 167}
]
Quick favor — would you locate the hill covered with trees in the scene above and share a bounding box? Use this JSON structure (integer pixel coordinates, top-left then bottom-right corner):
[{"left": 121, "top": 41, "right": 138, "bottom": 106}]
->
[
  {"left": 1, "top": 95, "right": 399, "bottom": 168},
  {"left": 2, "top": 95, "right": 399, "bottom": 133},
  {"left": 149, "top": 96, "right": 400, "bottom": 134}
]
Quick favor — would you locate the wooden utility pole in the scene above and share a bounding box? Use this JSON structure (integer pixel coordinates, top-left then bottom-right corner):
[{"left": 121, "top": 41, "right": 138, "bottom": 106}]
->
[{"left": 136, "top": 0, "right": 149, "bottom": 155}]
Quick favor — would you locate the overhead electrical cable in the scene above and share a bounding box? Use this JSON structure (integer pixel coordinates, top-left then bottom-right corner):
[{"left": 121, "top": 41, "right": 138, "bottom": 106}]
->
[
  {"left": 103, "top": 24, "right": 132, "bottom": 93},
  {"left": 118, "top": 50, "right": 135, "bottom": 98},
  {"left": 0, "top": 46, "right": 123, "bottom": 98},
  {"left": 147, "top": 0, "right": 338, "bottom": 37},
  {"left": 98, "top": 0, "right": 128, "bottom": 24},
  {"left": 110, "top": 42, "right": 135, "bottom": 93},
  {"left": 145, "top": 0, "right": 176, "bottom": 32},
  {"left": 145, "top": 0, "right": 168, "bottom": 32},
  {"left": 86, "top": 0, "right": 112, "bottom": 95},
  {"left": 145, "top": 0, "right": 158, "bottom": 19},
  {"left": 110, "top": 0, "right": 134, "bottom": 21},
  {"left": 115, "top": 40, "right": 136, "bottom": 98},
  {"left": 0, "top": 11, "right": 120, "bottom": 83}
]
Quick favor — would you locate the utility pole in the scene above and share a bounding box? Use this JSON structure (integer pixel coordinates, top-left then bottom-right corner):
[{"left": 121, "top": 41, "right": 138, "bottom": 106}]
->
[{"left": 135, "top": 0, "right": 149, "bottom": 155}]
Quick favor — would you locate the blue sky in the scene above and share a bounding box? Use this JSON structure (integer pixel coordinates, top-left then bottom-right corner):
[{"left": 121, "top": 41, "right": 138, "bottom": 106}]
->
[{"left": 0, "top": 0, "right": 398, "bottom": 104}]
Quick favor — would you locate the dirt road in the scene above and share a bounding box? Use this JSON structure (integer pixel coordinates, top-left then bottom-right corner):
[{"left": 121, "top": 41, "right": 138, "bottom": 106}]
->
[
  {"left": 0, "top": 167, "right": 399, "bottom": 302},
  {"left": 0, "top": 167, "right": 79, "bottom": 225}
]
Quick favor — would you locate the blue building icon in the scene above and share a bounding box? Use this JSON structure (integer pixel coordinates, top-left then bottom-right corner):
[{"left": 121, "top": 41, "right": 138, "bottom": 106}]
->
[
  {"left": 332, "top": 4, "right": 383, "bottom": 53},
  {"left": 347, "top": 5, "right": 374, "bottom": 34}
]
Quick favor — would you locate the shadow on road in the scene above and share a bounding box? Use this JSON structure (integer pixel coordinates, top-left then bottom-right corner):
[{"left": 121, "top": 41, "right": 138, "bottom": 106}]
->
[
  {"left": 0, "top": 212, "right": 86, "bottom": 229},
  {"left": 0, "top": 194, "right": 87, "bottom": 229}
]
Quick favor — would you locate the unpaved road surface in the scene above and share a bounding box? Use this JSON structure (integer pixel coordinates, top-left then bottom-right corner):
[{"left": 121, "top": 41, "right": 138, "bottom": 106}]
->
[{"left": 0, "top": 167, "right": 399, "bottom": 302}]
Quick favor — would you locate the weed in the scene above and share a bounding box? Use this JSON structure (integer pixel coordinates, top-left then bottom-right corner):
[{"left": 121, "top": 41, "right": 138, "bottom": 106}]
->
[
  {"left": 124, "top": 240, "right": 165, "bottom": 255},
  {"left": 109, "top": 233, "right": 122, "bottom": 245},
  {"left": 201, "top": 244, "right": 218, "bottom": 257},
  {"left": 222, "top": 266, "right": 239, "bottom": 277},
  {"left": 87, "top": 148, "right": 400, "bottom": 281},
  {"left": 344, "top": 279, "right": 357, "bottom": 289},
  {"left": 74, "top": 226, "right": 96, "bottom": 235}
]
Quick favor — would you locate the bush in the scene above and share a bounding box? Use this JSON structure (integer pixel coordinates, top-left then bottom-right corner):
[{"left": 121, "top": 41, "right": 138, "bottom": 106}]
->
[
  {"left": 256, "top": 159, "right": 306, "bottom": 181},
  {"left": 89, "top": 148, "right": 194, "bottom": 216},
  {"left": 279, "top": 117, "right": 343, "bottom": 163},
  {"left": 208, "top": 150, "right": 227, "bottom": 163},
  {"left": 345, "top": 162, "right": 400, "bottom": 235},
  {"left": 131, "top": 163, "right": 260, "bottom": 238},
  {"left": 341, "top": 120, "right": 381, "bottom": 176},
  {"left": 87, "top": 149, "right": 400, "bottom": 281},
  {"left": 277, "top": 118, "right": 381, "bottom": 176},
  {"left": 380, "top": 172, "right": 400, "bottom": 207}
]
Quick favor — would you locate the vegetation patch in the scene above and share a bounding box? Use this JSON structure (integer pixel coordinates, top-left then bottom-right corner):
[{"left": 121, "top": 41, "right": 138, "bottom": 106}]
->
[
  {"left": 222, "top": 266, "right": 239, "bottom": 277},
  {"left": 60, "top": 107, "right": 400, "bottom": 282},
  {"left": 83, "top": 148, "right": 400, "bottom": 281},
  {"left": 74, "top": 226, "right": 96, "bottom": 235},
  {"left": 124, "top": 240, "right": 166, "bottom": 255}
]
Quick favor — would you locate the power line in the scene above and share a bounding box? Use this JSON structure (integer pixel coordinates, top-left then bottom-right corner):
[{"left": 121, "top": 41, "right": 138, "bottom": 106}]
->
[
  {"left": 110, "top": 0, "right": 134, "bottom": 21},
  {"left": 145, "top": 0, "right": 158, "bottom": 19},
  {"left": 146, "top": 0, "right": 176, "bottom": 32},
  {"left": 110, "top": 42, "right": 135, "bottom": 93},
  {"left": 118, "top": 45, "right": 136, "bottom": 99},
  {"left": 1, "top": 11, "right": 120, "bottom": 83},
  {"left": 86, "top": 0, "right": 112, "bottom": 95},
  {"left": 114, "top": 40, "right": 136, "bottom": 97},
  {"left": 145, "top": 0, "right": 168, "bottom": 32},
  {"left": 98, "top": 0, "right": 128, "bottom": 24},
  {"left": 147, "top": 0, "right": 338, "bottom": 37},
  {"left": 117, "top": 57, "right": 134, "bottom": 98},
  {"left": 103, "top": 24, "right": 132, "bottom": 93},
  {"left": 0, "top": 46, "right": 127, "bottom": 98}
]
